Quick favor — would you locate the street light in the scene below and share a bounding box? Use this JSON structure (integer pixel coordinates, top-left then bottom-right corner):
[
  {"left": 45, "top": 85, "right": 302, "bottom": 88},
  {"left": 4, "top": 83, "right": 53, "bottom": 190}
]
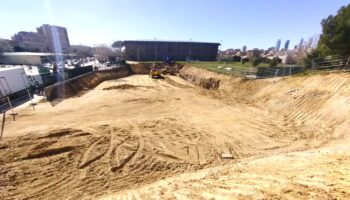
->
[
  {"left": 154, "top": 37, "right": 157, "bottom": 62},
  {"left": 189, "top": 38, "right": 192, "bottom": 62}
]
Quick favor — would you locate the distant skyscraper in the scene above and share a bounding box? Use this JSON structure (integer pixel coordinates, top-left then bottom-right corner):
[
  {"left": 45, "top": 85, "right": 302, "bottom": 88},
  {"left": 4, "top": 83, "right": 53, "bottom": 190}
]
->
[
  {"left": 284, "top": 40, "right": 290, "bottom": 50},
  {"left": 298, "top": 38, "right": 304, "bottom": 50},
  {"left": 242, "top": 45, "right": 247, "bottom": 53},
  {"left": 307, "top": 38, "right": 313, "bottom": 49},
  {"left": 276, "top": 39, "right": 281, "bottom": 51}
]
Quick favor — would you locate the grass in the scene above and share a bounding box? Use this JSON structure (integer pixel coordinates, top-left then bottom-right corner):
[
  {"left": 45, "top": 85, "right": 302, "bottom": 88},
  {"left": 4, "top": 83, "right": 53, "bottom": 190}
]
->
[{"left": 177, "top": 61, "right": 270, "bottom": 76}]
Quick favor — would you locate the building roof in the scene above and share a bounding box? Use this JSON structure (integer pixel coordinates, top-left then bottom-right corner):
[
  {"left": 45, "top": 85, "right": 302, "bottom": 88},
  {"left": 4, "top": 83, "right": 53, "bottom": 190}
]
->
[
  {"left": 1, "top": 52, "right": 53, "bottom": 56},
  {"left": 123, "top": 40, "right": 220, "bottom": 45},
  {"left": 0, "top": 66, "right": 24, "bottom": 72},
  {"left": 1, "top": 52, "right": 70, "bottom": 56}
]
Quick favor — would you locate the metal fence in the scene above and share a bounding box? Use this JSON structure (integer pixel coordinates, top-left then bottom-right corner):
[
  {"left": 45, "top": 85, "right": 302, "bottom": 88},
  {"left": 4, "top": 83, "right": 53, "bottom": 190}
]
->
[
  {"left": 0, "top": 66, "right": 94, "bottom": 113},
  {"left": 237, "top": 55, "right": 350, "bottom": 79}
]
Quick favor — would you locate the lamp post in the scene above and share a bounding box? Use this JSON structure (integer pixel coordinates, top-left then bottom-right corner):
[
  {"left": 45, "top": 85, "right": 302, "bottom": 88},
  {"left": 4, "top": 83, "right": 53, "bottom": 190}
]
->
[
  {"left": 189, "top": 38, "right": 192, "bottom": 62},
  {"left": 154, "top": 37, "right": 157, "bottom": 62}
]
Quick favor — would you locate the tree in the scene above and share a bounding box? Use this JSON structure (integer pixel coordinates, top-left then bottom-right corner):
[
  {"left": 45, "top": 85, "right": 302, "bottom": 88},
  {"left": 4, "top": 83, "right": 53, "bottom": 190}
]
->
[
  {"left": 71, "top": 45, "right": 93, "bottom": 58},
  {"left": 317, "top": 4, "right": 350, "bottom": 56},
  {"left": 270, "top": 57, "right": 281, "bottom": 67},
  {"left": 0, "top": 39, "right": 14, "bottom": 53},
  {"left": 112, "top": 41, "right": 124, "bottom": 51},
  {"left": 94, "top": 45, "right": 115, "bottom": 62},
  {"left": 251, "top": 57, "right": 263, "bottom": 66},
  {"left": 13, "top": 46, "right": 25, "bottom": 52}
]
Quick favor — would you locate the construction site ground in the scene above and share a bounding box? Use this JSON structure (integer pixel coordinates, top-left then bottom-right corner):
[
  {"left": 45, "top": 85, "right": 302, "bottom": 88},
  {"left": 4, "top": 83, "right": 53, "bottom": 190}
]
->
[{"left": 1, "top": 66, "right": 350, "bottom": 199}]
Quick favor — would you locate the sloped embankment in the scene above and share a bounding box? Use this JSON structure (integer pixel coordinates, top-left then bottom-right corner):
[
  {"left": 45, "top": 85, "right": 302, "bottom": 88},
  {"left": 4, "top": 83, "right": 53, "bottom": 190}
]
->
[
  {"left": 179, "top": 65, "right": 350, "bottom": 146},
  {"left": 45, "top": 67, "right": 130, "bottom": 101}
]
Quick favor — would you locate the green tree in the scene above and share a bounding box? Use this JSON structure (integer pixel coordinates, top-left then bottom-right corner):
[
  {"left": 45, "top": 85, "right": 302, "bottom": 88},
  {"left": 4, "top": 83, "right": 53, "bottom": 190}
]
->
[
  {"left": 0, "top": 39, "right": 14, "bottom": 53},
  {"left": 251, "top": 57, "right": 262, "bottom": 66},
  {"left": 318, "top": 4, "right": 350, "bottom": 56},
  {"left": 270, "top": 57, "right": 281, "bottom": 67}
]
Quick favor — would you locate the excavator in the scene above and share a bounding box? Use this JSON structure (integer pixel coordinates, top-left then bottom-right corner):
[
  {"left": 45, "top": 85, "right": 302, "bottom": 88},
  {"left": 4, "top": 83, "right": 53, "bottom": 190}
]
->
[{"left": 149, "top": 65, "right": 161, "bottom": 78}]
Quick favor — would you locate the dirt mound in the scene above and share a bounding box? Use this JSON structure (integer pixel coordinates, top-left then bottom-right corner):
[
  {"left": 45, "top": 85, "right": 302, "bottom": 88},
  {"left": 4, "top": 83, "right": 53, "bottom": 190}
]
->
[
  {"left": 128, "top": 63, "right": 184, "bottom": 74},
  {"left": 179, "top": 65, "right": 228, "bottom": 89},
  {"left": 103, "top": 84, "right": 138, "bottom": 90},
  {"left": 103, "top": 84, "right": 154, "bottom": 90},
  {"left": 123, "top": 98, "right": 165, "bottom": 103},
  {"left": 108, "top": 144, "right": 350, "bottom": 199},
  {"left": 0, "top": 119, "right": 224, "bottom": 199}
]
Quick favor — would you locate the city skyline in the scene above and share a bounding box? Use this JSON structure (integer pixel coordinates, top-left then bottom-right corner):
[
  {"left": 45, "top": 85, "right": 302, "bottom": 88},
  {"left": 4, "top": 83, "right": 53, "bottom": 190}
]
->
[{"left": 0, "top": 0, "right": 349, "bottom": 49}]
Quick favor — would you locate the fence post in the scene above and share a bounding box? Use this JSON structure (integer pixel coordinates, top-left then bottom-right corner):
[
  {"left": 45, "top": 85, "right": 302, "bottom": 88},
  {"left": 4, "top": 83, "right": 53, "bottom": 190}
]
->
[{"left": 346, "top": 56, "right": 350, "bottom": 70}]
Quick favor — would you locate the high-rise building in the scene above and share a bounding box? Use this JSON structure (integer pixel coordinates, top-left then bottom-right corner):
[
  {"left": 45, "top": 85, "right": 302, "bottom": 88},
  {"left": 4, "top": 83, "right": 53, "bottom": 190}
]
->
[
  {"left": 11, "top": 31, "right": 49, "bottom": 51},
  {"left": 37, "top": 24, "right": 70, "bottom": 52},
  {"left": 276, "top": 39, "right": 281, "bottom": 52},
  {"left": 284, "top": 40, "right": 290, "bottom": 50},
  {"left": 242, "top": 45, "right": 247, "bottom": 53},
  {"left": 298, "top": 38, "right": 304, "bottom": 50}
]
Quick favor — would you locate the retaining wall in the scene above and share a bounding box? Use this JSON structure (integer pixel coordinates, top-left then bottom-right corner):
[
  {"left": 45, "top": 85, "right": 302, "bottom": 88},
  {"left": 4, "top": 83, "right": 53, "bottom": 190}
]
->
[{"left": 44, "top": 67, "right": 130, "bottom": 101}]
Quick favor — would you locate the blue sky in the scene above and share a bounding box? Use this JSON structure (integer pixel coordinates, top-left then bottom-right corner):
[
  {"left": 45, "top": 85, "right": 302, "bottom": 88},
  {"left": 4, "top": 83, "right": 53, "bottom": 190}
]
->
[{"left": 0, "top": 0, "right": 349, "bottom": 49}]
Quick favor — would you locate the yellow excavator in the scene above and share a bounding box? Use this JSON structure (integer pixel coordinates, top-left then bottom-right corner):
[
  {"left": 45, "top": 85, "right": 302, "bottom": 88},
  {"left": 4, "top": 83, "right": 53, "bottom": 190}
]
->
[{"left": 150, "top": 66, "right": 161, "bottom": 78}]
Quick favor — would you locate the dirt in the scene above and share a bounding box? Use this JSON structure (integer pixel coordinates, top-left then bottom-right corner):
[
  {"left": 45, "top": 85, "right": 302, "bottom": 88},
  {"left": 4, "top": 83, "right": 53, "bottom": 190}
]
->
[
  {"left": 102, "top": 84, "right": 154, "bottom": 90},
  {"left": 1, "top": 66, "right": 350, "bottom": 199}
]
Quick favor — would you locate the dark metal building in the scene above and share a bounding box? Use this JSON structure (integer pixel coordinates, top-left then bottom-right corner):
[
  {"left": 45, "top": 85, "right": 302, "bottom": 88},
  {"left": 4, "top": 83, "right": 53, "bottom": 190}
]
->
[{"left": 123, "top": 40, "right": 220, "bottom": 61}]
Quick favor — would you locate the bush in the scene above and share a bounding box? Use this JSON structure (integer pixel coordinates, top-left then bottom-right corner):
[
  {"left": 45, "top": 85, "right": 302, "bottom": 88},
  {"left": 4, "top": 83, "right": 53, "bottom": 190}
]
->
[
  {"left": 269, "top": 57, "right": 282, "bottom": 67},
  {"left": 251, "top": 57, "right": 263, "bottom": 66},
  {"left": 232, "top": 55, "right": 241, "bottom": 62},
  {"left": 270, "top": 59, "right": 278, "bottom": 67},
  {"left": 241, "top": 57, "right": 249, "bottom": 64}
]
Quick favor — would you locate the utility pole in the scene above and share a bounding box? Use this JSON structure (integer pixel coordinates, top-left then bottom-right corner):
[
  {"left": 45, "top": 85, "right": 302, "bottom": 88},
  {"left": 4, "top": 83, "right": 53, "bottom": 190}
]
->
[
  {"left": 189, "top": 38, "right": 192, "bottom": 62},
  {"left": 154, "top": 38, "right": 157, "bottom": 62}
]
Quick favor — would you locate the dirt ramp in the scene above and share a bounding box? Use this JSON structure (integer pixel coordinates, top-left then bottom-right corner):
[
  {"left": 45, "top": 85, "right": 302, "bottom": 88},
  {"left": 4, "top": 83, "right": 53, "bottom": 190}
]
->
[
  {"left": 44, "top": 67, "right": 130, "bottom": 101},
  {"left": 179, "top": 65, "right": 228, "bottom": 89}
]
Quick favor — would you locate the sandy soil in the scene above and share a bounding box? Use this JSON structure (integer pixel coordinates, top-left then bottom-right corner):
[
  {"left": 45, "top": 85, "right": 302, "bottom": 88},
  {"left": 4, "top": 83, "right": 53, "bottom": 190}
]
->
[{"left": 1, "top": 71, "right": 350, "bottom": 199}]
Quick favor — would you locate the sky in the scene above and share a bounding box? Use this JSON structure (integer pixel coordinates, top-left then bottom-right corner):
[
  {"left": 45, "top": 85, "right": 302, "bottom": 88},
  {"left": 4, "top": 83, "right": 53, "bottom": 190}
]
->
[{"left": 0, "top": 0, "right": 349, "bottom": 49}]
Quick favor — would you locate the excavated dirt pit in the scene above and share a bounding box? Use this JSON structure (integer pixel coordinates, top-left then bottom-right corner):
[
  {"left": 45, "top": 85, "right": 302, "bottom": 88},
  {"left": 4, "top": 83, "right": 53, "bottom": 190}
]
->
[{"left": 1, "top": 67, "right": 350, "bottom": 199}]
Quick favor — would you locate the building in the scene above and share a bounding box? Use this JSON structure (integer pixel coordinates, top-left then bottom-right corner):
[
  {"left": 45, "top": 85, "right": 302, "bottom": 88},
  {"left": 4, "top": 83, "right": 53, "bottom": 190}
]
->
[
  {"left": 298, "top": 38, "right": 304, "bottom": 51},
  {"left": 11, "top": 31, "right": 49, "bottom": 52},
  {"left": 284, "top": 40, "right": 290, "bottom": 50},
  {"left": 11, "top": 24, "right": 71, "bottom": 53},
  {"left": 37, "top": 24, "right": 70, "bottom": 52},
  {"left": 242, "top": 45, "right": 247, "bottom": 53},
  {"left": 123, "top": 40, "right": 220, "bottom": 61},
  {"left": 276, "top": 39, "right": 281, "bottom": 52},
  {"left": 246, "top": 48, "right": 262, "bottom": 58}
]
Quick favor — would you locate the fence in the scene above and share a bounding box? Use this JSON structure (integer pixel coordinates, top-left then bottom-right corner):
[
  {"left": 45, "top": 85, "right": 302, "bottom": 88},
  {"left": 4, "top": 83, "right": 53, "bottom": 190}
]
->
[
  {"left": 237, "top": 55, "right": 350, "bottom": 79},
  {"left": 0, "top": 66, "right": 94, "bottom": 113}
]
